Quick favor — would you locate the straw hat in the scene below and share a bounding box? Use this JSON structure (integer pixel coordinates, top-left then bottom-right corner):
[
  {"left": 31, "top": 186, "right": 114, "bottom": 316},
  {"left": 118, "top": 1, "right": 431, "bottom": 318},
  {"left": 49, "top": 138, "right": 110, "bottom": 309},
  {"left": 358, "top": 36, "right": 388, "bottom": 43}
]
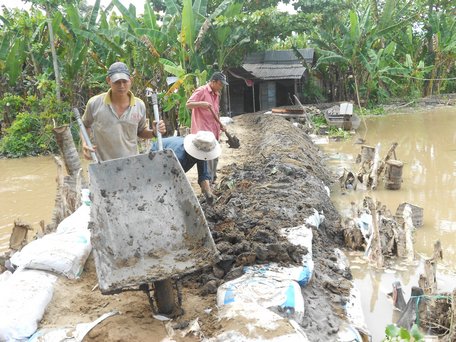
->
[{"left": 184, "top": 131, "right": 221, "bottom": 161}]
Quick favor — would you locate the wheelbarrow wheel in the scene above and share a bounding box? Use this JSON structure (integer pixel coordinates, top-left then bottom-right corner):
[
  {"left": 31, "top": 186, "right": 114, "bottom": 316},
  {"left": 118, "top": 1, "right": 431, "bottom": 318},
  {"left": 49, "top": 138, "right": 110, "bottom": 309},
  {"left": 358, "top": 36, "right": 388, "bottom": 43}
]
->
[{"left": 153, "top": 278, "right": 176, "bottom": 315}]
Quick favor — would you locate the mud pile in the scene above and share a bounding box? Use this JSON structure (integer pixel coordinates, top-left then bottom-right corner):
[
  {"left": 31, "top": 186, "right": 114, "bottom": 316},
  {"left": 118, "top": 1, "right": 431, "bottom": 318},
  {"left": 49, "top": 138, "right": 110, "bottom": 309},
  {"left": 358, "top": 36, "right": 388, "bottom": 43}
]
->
[{"left": 192, "top": 114, "right": 354, "bottom": 340}]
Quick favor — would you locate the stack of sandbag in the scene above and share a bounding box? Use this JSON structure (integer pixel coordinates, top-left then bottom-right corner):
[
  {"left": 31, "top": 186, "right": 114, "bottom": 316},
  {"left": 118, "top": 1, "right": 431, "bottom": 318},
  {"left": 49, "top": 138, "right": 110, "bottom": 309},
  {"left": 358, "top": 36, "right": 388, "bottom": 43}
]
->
[
  {"left": 0, "top": 269, "right": 57, "bottom": 341},
  {"left": 0, "top": 190, "right": 92, "bottom": 340},
  {"left": 9, "top": 202, "right": 91, "bottom": 279},
  {"left": 213, "top": 223, "right": 315, "bottom": 341}
]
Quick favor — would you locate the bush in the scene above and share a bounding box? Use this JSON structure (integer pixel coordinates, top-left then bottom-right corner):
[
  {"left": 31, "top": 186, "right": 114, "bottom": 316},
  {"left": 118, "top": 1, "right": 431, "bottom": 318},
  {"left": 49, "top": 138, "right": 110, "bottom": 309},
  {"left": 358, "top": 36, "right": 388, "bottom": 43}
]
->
[{"left": 0, "top": 113, "right": 65, "bottom": 158}]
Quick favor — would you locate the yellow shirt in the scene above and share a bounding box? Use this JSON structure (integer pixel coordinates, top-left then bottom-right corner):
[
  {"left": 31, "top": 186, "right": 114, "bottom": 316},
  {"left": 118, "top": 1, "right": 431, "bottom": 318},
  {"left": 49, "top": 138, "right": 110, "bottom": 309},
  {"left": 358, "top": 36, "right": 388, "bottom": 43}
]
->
[{"left": 82, "top": 90, "right": 147, "bottom": 161}]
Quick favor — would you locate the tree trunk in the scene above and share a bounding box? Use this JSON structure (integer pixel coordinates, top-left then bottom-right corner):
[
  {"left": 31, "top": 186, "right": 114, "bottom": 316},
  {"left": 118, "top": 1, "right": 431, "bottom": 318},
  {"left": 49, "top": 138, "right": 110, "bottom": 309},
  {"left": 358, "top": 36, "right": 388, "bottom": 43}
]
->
[
  {"left": 53, "top": 125, "right": 87, "bottom": 187},
  {"left": 46, "top": 8, "right": 61, "bottom": 101}
]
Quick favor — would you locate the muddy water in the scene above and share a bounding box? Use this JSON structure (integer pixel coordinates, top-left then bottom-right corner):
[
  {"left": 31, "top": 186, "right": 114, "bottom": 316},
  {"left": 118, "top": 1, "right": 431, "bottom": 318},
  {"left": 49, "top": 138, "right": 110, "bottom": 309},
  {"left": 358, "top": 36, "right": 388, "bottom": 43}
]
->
[
  {"left": 0, "top": 156, "right": 58, "bottom": 251},
  {"left": 321, "top": 106, "right": 456, "bottom": 340}
]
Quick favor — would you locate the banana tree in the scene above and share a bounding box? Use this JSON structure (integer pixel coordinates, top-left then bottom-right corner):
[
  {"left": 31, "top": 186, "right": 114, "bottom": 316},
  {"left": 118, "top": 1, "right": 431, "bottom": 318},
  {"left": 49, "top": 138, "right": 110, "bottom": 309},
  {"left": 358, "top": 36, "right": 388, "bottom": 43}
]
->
[
  {"left": 0, "top": 10, "right": 41, "bottom": 89},
  {"left": 25, "top": 0, "right": 63, "bottom": 100},
  {"left": 156, "top": 0, "right": 234, "bottom": 128},
  {"left": 423, "top": 11, "right": 456, "bottom": 95},
  {"left": 312, "top": 0, "right": 415, "bottom": 106},
  {"left": 57, "top": 0, "right": 102, "bottom": 105}
]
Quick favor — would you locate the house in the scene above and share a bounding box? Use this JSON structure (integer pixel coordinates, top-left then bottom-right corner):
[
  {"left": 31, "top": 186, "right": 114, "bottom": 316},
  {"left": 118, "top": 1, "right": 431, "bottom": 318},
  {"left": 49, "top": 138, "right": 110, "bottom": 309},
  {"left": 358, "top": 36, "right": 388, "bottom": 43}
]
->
[{"left": 226, "top": 48, "right": 315, "bottom": 115}]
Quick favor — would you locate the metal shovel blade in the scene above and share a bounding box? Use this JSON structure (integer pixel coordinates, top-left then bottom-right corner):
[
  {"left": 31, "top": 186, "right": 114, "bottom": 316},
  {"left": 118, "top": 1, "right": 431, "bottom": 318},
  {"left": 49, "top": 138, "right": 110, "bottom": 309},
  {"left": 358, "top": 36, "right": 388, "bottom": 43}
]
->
[{"left": 88, "top": 150, "right": 219, "bottom": 294}]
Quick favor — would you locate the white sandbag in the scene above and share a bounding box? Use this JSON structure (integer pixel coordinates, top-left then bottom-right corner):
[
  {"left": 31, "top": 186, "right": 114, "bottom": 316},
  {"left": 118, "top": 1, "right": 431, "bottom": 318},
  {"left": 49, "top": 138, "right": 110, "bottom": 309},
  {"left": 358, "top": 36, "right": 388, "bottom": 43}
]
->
[
  {"left": 217, "top": 274, "right": 304, "bottom": 322},
  {"left": 0, "top": 270, "right": 12, "bottom": 282},
  {"left": 220, "top": 116, "right": 234, "bottom": 125},
  {"left": 334, "top": 248, "right": 350, "bottom": 271},
  {"left": 10, "top": 205, "right": 91, "bottom": 279},
  {"left": 203, "top": 302, "right": 310, "bottom": 341},
  {"left": 354, "top": 211, "right": 372, "bottom": 241},
  {"left": 304, "top": 209, "right": 325, "bottom": 229},
  {"left": 243, "top": 263, "right": 312, "bottom": 287},
  {"left": 337, "top": 323, "right": 363, "bottom": 342},
  {"left": 280, "top": 224, "right": 314, "bottom": 287},
  {"left": 56, "top": 201, "right": 91, "bottom": 233},
  {"left": 344, "top": 287, "right": 371, "bottom": 340},
  {"left": 280, "top": 224, "right": 313, "bottom": 258},
  {"left": 0, "top": 269, "right": 56, "bottom": 341}
]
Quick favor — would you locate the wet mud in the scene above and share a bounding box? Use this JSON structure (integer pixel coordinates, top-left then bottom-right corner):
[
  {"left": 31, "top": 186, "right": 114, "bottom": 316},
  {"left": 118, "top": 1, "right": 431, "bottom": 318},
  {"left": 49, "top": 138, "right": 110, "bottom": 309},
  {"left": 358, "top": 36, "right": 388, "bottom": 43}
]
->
[{"left": 185, "top": 114, "right": 353, "bottom": 340}]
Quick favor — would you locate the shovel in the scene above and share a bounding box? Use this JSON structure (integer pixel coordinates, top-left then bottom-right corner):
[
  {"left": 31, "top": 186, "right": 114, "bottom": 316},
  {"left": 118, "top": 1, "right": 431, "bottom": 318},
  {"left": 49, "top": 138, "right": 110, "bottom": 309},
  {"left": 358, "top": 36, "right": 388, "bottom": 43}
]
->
[{"left": 209, "top": 107, "right": 240, "bottom": 149}]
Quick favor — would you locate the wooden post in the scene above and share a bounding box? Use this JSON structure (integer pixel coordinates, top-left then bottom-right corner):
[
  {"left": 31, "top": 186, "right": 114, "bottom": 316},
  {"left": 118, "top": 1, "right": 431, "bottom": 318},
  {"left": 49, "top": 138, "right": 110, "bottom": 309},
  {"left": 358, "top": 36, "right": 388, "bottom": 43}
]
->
[
  {"left": 360, "top": 145, "right": 375, "bottom": 163},
  {"left": 371, "top": 143, "right": 381, "bottom": 190},
  {"left": 377, "top": 142, "right": 398, "bottom": 175},
  {"left": 403, "top": 204, "right": 415, "bottom": 262},
  {"left": 366, "top": 197, "right": 384, "bottom": 268},
  {"left": 418, "top": 240, "right": 443, "bottom": 295},
  {"left": 9, "top": 220, "right": 32, "bottom": 251},
  {"left": 384, "top": 159, "right": 403, "bottom": 190}
]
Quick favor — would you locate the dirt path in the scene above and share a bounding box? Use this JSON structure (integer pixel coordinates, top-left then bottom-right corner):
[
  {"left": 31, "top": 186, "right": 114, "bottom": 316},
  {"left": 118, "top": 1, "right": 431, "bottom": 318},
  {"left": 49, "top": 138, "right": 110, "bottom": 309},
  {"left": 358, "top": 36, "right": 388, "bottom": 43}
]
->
[{"left": 41, "top": 113, "right": 353, "bottom": 341}]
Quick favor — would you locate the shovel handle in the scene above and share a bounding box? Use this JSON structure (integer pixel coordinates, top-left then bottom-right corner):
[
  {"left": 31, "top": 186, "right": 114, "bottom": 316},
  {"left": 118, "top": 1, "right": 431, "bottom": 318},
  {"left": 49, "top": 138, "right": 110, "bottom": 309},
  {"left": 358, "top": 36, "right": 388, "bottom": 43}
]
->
[
  {"left": 73, "top": 108, "right": 99, "bottom": 163},
  {"left": 208, "top": 106, "right": 225, "bottom": 131},
  {"left": 149, "top": 91, "right": 163, "bottom": 151}
]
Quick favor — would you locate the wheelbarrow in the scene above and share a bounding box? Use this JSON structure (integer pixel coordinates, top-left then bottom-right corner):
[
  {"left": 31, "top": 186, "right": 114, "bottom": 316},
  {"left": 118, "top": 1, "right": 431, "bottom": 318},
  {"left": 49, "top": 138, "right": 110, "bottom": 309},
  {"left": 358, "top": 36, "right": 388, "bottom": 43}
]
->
[{"left": 74, "top": 92, "right": 219, "bottom": 315}]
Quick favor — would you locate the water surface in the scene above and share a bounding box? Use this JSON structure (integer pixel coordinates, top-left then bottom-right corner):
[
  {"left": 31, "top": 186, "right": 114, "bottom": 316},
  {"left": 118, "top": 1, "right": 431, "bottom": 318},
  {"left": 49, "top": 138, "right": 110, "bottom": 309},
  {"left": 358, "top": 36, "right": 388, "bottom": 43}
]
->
[{"left": 321, "top": 106, "right": 456, "bottom": 340}]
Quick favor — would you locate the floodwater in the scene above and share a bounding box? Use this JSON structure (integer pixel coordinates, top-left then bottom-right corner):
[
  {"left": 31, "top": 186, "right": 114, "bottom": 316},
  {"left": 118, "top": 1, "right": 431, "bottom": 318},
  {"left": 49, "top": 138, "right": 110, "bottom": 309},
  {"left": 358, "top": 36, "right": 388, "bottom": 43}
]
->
[
  {"left": 0, "top": 106, "right": 455, "bottom": 340},
  {"left": 321, "top": 106, "right": 456, "bottom": 340},
  {"left": 0, "top": 157, "right": 57, "bottom": 251}
]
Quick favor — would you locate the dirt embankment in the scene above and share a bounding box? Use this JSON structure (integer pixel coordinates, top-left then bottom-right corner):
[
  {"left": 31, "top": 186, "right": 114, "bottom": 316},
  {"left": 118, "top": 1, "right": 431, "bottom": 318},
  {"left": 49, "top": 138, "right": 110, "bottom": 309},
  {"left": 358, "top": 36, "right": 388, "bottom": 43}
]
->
[{"left": 41, "top": 113, "right": 353, "bottom": 341}]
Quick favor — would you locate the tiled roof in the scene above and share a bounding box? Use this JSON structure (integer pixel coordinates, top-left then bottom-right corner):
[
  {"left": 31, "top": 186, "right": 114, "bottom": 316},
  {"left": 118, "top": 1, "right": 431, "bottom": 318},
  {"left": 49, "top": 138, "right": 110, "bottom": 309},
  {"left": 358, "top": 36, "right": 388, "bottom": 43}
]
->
[{"left": 242, "top": 49, "right": 314, "bottom": 80}]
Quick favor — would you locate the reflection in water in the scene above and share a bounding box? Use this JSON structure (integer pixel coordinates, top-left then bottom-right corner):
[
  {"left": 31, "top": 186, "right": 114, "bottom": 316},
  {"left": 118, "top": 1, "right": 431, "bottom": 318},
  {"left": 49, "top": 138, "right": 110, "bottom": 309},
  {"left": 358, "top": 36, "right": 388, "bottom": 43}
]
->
[
  {"left": 369, "top": 269, "right": 381, "bottom": 313},
  {"left": 322, "top": 107, "right": 456, "bottom": 341}
]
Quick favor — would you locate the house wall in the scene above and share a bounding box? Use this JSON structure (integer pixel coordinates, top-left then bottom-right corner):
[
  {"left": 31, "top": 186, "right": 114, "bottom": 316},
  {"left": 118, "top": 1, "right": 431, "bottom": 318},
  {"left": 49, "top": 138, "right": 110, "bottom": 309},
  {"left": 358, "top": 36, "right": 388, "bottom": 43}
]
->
[
  {"left": 228, "top": 80, "right": 245, "bottom": 115},
  {"left": 227, "top": 78, "right": 306, "bottom": 114},
  {"left": 259, "top": 81, "right": 276, "bottom": 110}
]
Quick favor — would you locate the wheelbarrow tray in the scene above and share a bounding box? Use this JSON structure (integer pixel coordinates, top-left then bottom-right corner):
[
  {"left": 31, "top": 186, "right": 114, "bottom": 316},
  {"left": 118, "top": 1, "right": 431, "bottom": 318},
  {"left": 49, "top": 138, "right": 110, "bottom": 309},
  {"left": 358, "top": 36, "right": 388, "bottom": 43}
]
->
[{"left": 88, "top": 150, "right": 219, "bottom": 294}]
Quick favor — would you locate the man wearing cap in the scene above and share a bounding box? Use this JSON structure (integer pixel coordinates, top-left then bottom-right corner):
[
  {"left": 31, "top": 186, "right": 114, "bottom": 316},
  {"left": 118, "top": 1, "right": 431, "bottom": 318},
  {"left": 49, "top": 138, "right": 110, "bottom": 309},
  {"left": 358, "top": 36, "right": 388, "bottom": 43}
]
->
[
  {"left": 150, "top": 131, "right": 220, "bottom": 205},
  {"left": 80, "top": 61, "right": 166, "bottom": 161},
  {"left": 186, "top": 72, "right": 228, "bottom": 184}
]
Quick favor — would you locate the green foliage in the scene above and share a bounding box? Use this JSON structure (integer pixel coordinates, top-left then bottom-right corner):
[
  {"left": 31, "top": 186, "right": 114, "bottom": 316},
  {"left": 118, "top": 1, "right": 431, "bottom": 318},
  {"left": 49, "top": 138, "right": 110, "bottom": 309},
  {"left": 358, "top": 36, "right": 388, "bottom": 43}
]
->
[
  {"left": 356, "top": 106, "right": 385, "bottom": 116},
  {"left": 302, "top": 77, "right": 326, "bottom": 104},
  {"left": 0, "top": 112, "right": 46, "bottom": 157},
  {"left": 328, "top": 126, "right": 351, "bottom": 139},
  {"left": 383, "top": 323, "right": 424, "bottom": 341},
  {"left": 0, "top": 88, "right": 72, "bottom": 157},
  {"left": 311, "top": 115, "right": 327, "bottom": 127},
  {"left": 0, "top": 93, "right": 25, "bottom": 124}
]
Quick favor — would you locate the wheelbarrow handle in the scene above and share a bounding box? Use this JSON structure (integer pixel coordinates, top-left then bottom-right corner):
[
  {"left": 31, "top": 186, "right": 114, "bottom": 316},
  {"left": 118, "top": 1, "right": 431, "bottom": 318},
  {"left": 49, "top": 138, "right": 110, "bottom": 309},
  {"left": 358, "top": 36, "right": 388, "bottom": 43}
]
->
[
  {"left": 73, "top": 108, "right": 99, "bottom": 163},
  {"left": 148, "top": 91, "right": 163, "bottom": 151}
]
